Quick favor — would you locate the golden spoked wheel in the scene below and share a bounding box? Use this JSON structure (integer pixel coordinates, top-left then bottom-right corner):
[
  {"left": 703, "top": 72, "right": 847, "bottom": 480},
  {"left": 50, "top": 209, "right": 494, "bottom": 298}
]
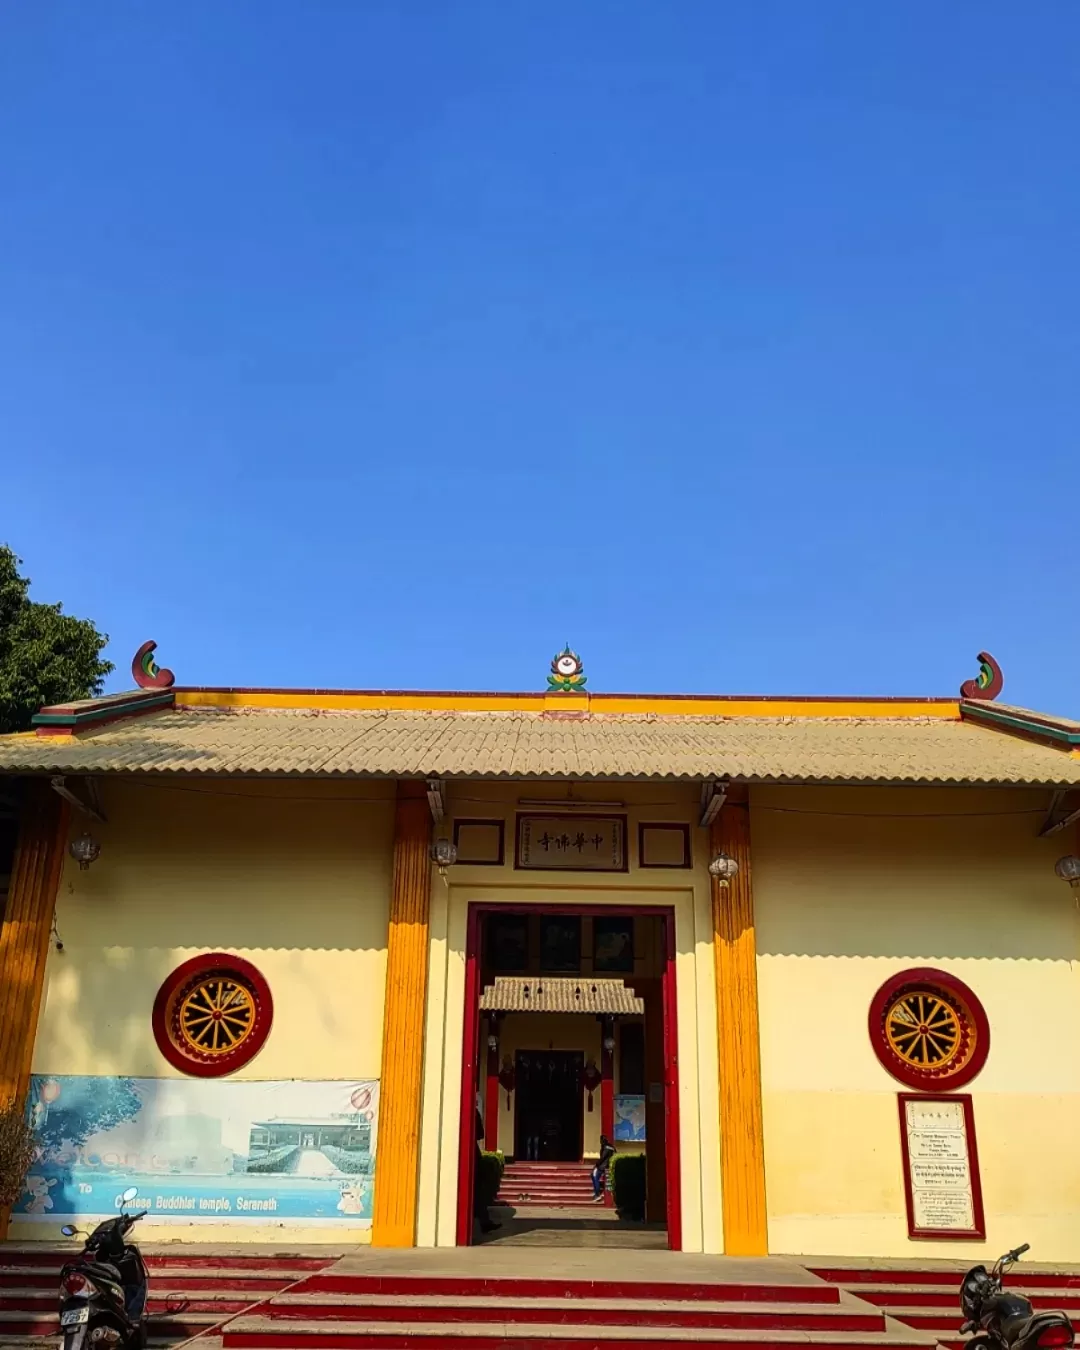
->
[
  {"left": 178, "top": 977, "right": 256, "bottom": 1056},
  {"left": 885, "top": 990, "right": 962, "bottom": 1069}
]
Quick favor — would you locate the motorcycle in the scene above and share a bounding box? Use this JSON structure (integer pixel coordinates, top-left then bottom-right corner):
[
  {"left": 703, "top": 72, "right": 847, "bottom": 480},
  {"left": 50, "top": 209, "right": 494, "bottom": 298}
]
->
[
  {"left": 960, "top": 1243, "right": 1075, "bottom": 1350},
  {"left": 58, "top": 1187, "right": 149, "bottom": 1350}
]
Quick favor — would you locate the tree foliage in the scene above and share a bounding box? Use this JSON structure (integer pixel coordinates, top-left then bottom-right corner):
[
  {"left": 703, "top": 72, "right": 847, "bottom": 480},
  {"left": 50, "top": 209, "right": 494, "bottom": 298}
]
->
[
  {"left": 34, "top": 1078, "right": 143, "bottom": 1157},
  {"left": 0, "top": 546, "right": 113, "bottom": 734}
]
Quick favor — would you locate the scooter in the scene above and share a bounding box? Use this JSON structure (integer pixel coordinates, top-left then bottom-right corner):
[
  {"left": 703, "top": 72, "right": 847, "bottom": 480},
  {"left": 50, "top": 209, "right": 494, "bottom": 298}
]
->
[
  {"left": 960, "top": 1243, "right": 1075, "bottom": 1350},
  {"left": 58, "top": 1187, "right": 149, "bottom": 1350}
]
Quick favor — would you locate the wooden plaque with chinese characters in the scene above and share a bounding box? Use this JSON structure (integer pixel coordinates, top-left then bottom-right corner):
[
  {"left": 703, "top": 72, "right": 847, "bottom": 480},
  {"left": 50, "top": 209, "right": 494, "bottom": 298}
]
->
[
  {"left": 898, "top": 1093, "right": 985, "bottom": 1239},
  {"left": 515, "top": 814, "right": 627, "bottom": 872}
]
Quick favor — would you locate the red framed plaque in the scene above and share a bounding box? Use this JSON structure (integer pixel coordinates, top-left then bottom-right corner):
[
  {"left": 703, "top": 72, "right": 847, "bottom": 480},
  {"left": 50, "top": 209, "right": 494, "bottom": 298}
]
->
[{"left": 897, "top": 1092, "right": 985, "bottom": 1240}]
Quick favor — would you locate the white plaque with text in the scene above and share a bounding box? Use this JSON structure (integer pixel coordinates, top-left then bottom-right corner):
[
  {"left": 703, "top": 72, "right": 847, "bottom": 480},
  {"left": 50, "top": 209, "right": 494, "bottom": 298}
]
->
[{"left": 900, "top": 1094, "right": 984, "bottom": 1238}]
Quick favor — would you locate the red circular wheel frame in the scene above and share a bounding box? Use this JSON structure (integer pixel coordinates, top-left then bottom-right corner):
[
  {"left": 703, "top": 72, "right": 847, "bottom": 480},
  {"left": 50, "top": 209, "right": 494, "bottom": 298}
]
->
[
  {"left": 868, "top": 966, "right": 990, "bottom": 1091},
  {"left": 152, "top": 953, "right": 273, "bottom": 1078}
]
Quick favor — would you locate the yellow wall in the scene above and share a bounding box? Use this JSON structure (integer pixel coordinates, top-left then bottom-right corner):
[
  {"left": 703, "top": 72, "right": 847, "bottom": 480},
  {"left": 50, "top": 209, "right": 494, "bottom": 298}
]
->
[
  {"left": 16, "top": 776, "right": 394, "bottom": 1243},
  {"left": 753, "top": 784, "right": 1080, "bottom": 1263}
]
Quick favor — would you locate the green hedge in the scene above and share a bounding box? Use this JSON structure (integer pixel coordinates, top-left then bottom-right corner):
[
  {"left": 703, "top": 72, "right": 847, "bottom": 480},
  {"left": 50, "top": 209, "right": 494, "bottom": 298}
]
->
[
  {"left": 476, "top": 1150, "right": 505, "bottom": 1209},
  {"left": 611, "top": 1153, "right": 646, "bottom": 1221}
]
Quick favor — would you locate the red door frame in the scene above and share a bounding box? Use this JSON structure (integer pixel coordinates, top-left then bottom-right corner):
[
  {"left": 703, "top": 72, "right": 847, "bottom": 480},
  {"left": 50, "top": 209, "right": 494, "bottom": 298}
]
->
[{"left": 455, "top": 902, "right": 682, "bottom": 1249}]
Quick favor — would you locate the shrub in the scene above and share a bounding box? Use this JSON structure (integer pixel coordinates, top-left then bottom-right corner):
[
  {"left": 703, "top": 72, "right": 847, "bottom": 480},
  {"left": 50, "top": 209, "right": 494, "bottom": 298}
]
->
[
  {"left": 476, "top": 1150, "right": 504, "bottom": 1209},
  {"left": 0, "top": 1105, "right": 38, "bottom": 1208},
  {"left": 611, "top": 1153, "right": 646, "bottom": 1221}
]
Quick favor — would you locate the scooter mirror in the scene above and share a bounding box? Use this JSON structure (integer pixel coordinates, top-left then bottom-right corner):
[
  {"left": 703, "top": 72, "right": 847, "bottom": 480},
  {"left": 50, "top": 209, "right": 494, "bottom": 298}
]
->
[
  {"left": 120, "top": 1187, "right": 138, "bottom": 1204},
  {"left": 61, "top": 1225, "right": 77, "bottom": 1237}
]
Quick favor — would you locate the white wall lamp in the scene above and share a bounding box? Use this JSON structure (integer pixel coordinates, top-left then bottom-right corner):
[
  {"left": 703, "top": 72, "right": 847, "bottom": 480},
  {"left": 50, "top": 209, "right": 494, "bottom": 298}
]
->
[
  {"left": 708, "top": 850, "right": 739, "bottom": 888},
  {"left": 1054, "top": 855, "right": 1080, "bottom": 889},
  {"left": 68, "top": 833, "right": 101, "bottom": 871}
]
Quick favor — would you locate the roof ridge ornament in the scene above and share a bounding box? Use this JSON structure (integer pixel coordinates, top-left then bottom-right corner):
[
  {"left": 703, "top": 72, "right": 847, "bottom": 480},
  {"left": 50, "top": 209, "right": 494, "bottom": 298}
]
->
[
  {"left": 960, "top": 651, "right": 1003, "bottom": 702},
  {"left": 132, "top": 640, "right": 176, "bottom": 691},
  {"left": 548, "top": 645, "right": 587, "bottom": 692}
]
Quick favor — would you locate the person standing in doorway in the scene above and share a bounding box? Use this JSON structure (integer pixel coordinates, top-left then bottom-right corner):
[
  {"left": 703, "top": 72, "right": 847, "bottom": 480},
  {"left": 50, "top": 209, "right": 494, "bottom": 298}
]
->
[
  {"left": 474, "top": 1105, "right": 500, "bottom": 1235},
  {"left": 592, "top": 1134, "right": 616, "bottom": 1202}
]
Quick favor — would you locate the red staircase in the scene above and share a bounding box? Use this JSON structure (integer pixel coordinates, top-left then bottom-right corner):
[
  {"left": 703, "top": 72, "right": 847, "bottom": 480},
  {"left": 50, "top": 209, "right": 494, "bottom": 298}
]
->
[
  {"left": 0, "top": 1248, "right": 337, "bottom": 1346},
  {"left": 221, "top": 1266, "right": 942, "bottom": 1349},
  {"left": 495, "top": 1162, "right": 597, "bottom": 1209},
  {"left": 810, "top": 1264, "right": 1080, "bottom": 1350}
]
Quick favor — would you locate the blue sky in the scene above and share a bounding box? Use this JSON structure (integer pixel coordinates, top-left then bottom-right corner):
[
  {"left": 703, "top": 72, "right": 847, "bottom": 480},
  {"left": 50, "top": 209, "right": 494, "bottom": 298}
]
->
[{"left": 2, "top": 3, "right": 1078, "bottom": 708}]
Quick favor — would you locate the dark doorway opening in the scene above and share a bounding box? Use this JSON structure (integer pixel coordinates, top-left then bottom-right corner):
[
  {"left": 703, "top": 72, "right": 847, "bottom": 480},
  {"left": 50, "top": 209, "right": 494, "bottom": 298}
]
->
[{"left": 514, "top": 1050, "right": 583, "bottom": 1161}]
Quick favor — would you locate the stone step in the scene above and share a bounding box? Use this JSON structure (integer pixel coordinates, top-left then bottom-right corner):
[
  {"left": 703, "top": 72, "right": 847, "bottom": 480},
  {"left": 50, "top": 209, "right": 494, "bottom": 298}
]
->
[
  {"left": 222, "top": 1315, "right": 940, "bottom": 1348},
  {"left": 0, "top": 1309, "right": 222, "bottom": 1339},
  {"left": 837, "top": 1285, "right": 1080, "bottom": 1311},
  {"left": 259, "top": 1294, "right": 884, "bottom": 1332},
  {"left": 0, "top": 1269, "right": 300, "bottom": 1293},
  {"left": 0, "top": 1290, "right": 255, "bottom": 1315},
  {"left": 298, "top": 1274, "right": 843, "bottom": 1306},
  {"left": 0, "top": 1254, "right": 333, "bottom": 1273},
  {"left": 811, "top": 1267, "right": 1080, "bottom": 1291}
]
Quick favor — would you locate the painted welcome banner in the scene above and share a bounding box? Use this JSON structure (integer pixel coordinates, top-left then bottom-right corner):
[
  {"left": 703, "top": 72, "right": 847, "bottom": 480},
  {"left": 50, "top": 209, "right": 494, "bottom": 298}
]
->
[{"left": 17, "top": 1075, "right": 379, "bottom": 1226}]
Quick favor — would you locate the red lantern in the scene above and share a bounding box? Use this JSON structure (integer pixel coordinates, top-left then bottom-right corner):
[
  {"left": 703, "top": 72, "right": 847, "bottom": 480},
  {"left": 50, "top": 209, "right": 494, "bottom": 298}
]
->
[
  {"left": 583, "top": 1059, "right": 602, "bottom": 1112},
  {"left": 498, "top": 1056, "right": 516, "bottom": 1109}
]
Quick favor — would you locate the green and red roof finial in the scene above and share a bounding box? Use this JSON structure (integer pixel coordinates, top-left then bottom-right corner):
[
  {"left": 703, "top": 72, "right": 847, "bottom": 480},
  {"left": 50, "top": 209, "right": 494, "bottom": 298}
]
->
[
  {"left": 548, "top": 646, "right": 587, "bottom": 693},
  {"left": 132, "top": 640, "right": 175, "bottom": 691}
]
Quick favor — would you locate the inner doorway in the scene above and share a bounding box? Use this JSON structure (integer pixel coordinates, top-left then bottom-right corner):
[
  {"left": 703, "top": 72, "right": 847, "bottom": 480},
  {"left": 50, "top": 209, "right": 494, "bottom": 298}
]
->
[
  {"left": 456, "top": 903, "right": 681, "bottom": 1250},
  {"left": 514, "top": 1050, "right": 583, "bottom": 1161}
]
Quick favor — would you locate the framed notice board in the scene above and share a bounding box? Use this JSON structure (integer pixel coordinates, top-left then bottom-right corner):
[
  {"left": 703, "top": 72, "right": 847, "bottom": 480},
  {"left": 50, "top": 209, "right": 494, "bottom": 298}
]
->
[{"left": 897, "top": 1093, "right": 985, "bottom": 1240}]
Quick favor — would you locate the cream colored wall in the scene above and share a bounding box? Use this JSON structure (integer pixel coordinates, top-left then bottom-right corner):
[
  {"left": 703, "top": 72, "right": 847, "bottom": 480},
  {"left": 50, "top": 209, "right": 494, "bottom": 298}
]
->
[
  {"left": 754, "top": 784, "right": 1080, "bottom": 1263},
  {"left": 495, "top": 1013, "right": 602, "bottom": 1158},
  {"left": 415, "top": 779, "right": 722, "bottom": 1253},
  {"left": 16, "top": 776, "right": 393, "bottom": 1244}
]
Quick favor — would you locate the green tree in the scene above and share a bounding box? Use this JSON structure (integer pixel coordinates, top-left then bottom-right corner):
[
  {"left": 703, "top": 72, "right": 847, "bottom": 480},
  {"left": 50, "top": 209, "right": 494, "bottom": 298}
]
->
[
  {"left": 33, "top": 1078, "right": 143, "bottom": 1157},
  {"left": 0, "top": 546, "right": 113, "bottom": 734}
]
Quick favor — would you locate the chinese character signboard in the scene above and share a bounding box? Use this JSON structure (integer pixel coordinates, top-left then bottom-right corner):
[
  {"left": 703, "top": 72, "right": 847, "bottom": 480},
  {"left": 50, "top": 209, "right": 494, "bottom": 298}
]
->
[
  {"left": 898, "top": 1093, "right": 985, "bottom": 1239},
  {"left": 515, "top": 815, "right": 627, "bottom": 872}
]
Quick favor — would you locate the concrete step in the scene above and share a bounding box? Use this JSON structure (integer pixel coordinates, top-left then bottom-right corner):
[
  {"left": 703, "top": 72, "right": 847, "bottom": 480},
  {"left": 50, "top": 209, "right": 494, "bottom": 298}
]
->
[
  {"left": 259, "top": 1294, "right": 885, "bottom": 1332},
  {"left": 298, "top": 1274, "right": 843, "bottom": 1306},
  {"left": 0, "top": 1268, "right": 299, "bottom": 1292},
  {"left": 811, "top": 1267, "right": 1080, "bottom": 1291},
  {"left": 222, "top": 1315, "right": 940, "bottom": 1348},
  {"left": 0, "top": 1290, "right": 256, "bottom": 1315},
  {"left": 840, "top": 1285, "right": 1080, "bottom": 1311},
  {"left": 0, "top": 1309, "right": 222, "bottom": 1338}
]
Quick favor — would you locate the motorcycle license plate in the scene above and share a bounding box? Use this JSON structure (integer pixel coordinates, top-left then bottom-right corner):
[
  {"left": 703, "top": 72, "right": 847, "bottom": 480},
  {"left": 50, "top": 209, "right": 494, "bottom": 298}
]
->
[{"left": 61, "top": 1308, "right": 89, "bottom": 1327}]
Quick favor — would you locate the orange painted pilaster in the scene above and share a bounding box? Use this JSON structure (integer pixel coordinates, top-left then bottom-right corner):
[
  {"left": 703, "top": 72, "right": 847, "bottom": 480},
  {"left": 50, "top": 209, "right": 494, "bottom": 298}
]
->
[
  {"left": 371, "top": 781, "right": 431, "bottom": 1248},
  {"left": 0, "top": 783, "right": 68, "bottom": 1110},
  {"left": 711, "top": 793, "right": 768, "bottom": 1255},
  {"left": 0, "top": 782, "right": 68, "bottom": 1239}
]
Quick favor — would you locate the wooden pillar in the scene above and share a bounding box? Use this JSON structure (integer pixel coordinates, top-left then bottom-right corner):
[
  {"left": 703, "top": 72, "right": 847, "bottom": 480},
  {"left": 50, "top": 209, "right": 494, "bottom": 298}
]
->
[
  {"left": 600, "top": 1018, "right": 615, "bottom": 1206},
  {"left": 711, "top": 793, "right": 768, "bottom": 1255},
  {"left": 484, "top": 1019, "right": 500, "bottom": 1152},
  {"left": 371, "top": 781, "right": 431, "bottom": 1248},
  {"left": 0, "top": 782, "right": 68, "bottom": 1240},
  {"left": 0, "top": 783, "right": 67, "bottom": 1110}
]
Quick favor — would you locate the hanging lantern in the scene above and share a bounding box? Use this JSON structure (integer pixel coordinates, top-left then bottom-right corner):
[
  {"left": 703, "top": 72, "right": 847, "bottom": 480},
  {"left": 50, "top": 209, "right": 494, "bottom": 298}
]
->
[
  {"left": 68, "top": 833, "right": 101, "bottom": 870},
  {"left": 430, "top": 838, "right": 458, "bottom": 878},
  {"left": 583, "top": 1058, "right": 602, "bottom": 1112},
  {"left": 498, "top": 1055, "right": 516, "bottom": 1109},
  {"left": 1054, "top": 856, "right": 1080, "bottom": 888},
  {"left": 708, "top": 850, "right": 739, "bottom": 887}
]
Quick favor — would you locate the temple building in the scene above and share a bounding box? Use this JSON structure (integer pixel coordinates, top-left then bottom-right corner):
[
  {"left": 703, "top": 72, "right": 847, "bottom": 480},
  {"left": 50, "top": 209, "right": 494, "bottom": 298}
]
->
[{"left": 0, "top": 644, "right": 1078, "bottom": 1261}]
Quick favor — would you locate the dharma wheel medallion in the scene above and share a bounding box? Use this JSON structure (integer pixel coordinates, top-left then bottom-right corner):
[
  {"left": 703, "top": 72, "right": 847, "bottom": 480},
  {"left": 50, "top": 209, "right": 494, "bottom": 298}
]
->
[
  {"left": 153, "top": 953, "right": 273, "bottom": 1077},
  {"left": 547, "top": 646, "right": 587, "bottom": 692},
  {"left": 868, "top": 967, "right": 989, "bottom": 1091}
]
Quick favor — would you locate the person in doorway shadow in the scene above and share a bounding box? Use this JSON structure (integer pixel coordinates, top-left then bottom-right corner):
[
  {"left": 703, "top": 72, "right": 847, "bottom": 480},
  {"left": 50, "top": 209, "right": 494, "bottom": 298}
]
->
[
  {"left": 474, "top": 1106, "right": 501, "bottom": 1236},
  {"left": 592, "top": 1134, "right": 616, "bottom": 1202}
]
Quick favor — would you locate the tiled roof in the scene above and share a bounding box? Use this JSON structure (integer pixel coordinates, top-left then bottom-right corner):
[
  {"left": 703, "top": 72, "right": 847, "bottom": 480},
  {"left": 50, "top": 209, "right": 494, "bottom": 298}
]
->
[
  {"left": 1, "top": 706, "right": 1079, "bottom": 785},
  {"left": 479, "top": 977, "right": 644, "bottom": 1015}
]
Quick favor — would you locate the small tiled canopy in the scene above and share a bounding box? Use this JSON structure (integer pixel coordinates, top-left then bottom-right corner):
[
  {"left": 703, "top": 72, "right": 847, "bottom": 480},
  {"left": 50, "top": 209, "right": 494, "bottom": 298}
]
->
[{"left": 479, "top": 976, "right": 644, "bottom": 1015}]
